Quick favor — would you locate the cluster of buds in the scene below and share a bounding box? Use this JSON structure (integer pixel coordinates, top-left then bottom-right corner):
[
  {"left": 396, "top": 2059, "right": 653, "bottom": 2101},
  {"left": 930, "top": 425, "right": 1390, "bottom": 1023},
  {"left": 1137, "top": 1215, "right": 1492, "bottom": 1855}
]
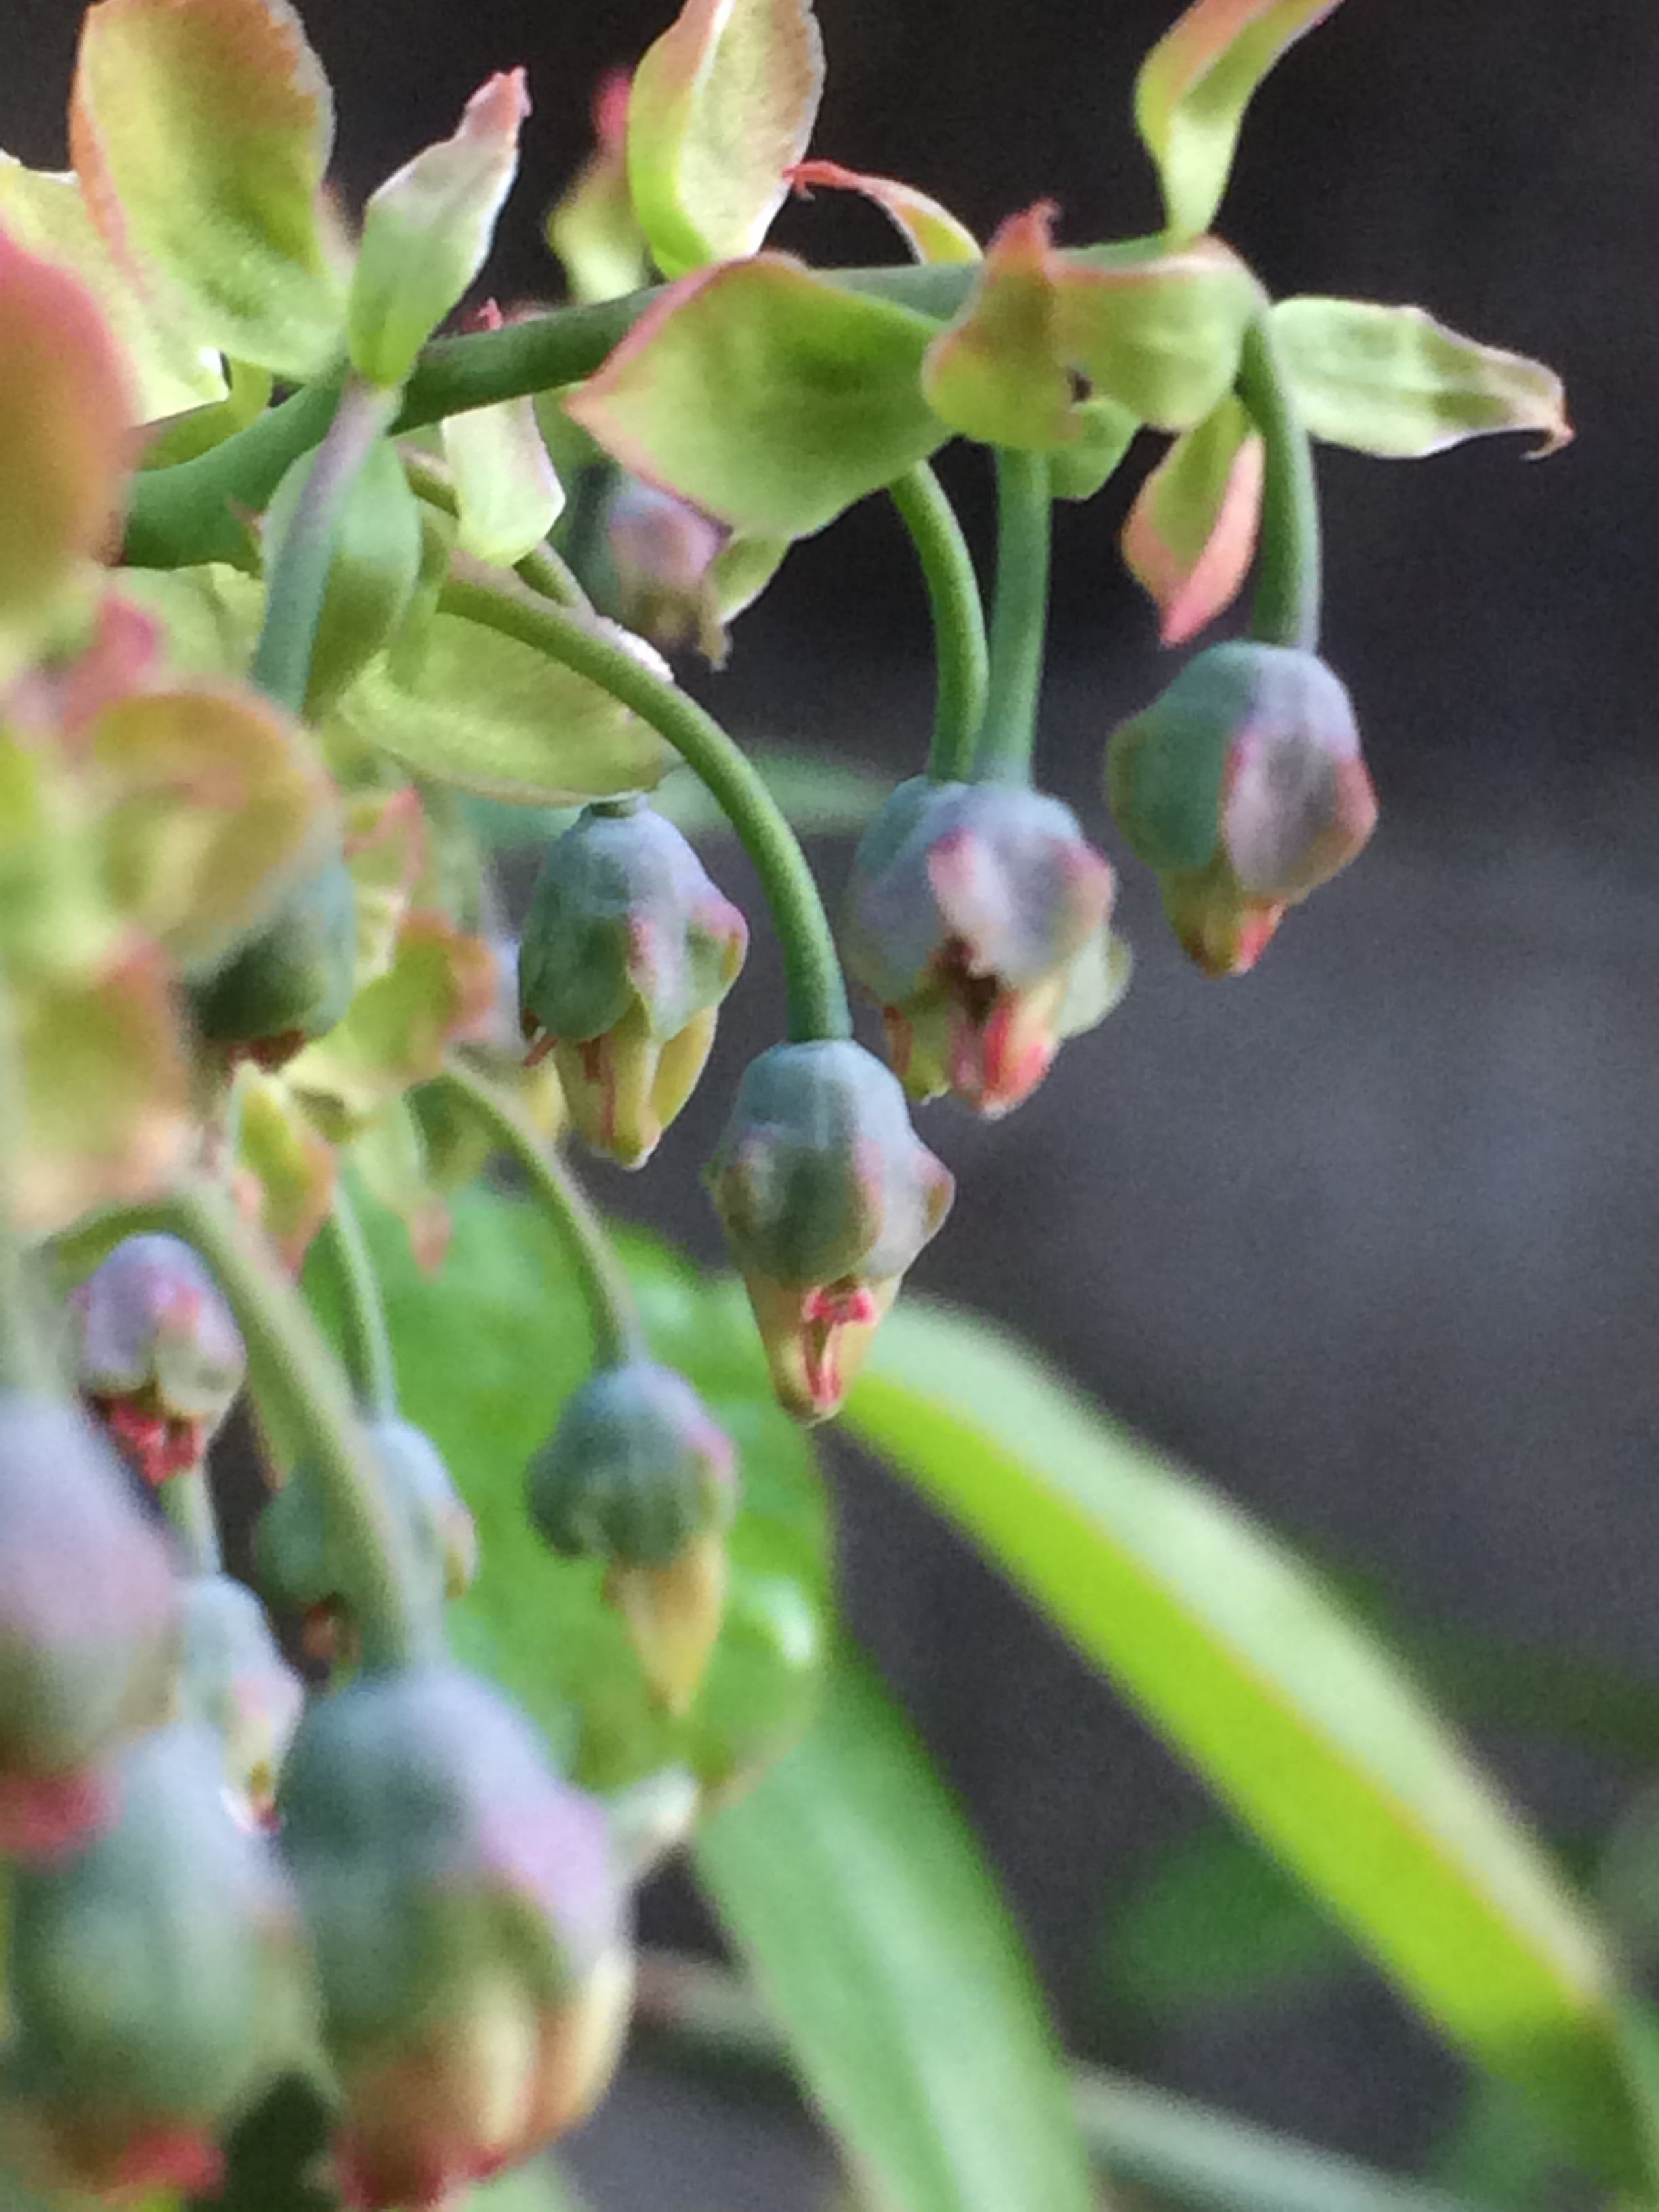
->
[
  {"left": 1107, "top": 642, "right": 1377, "bottom": 976},
  {"left": 846, "top": 777, "right": 1122, "bottom": 1115},
  {"left": 69, "top": 1233, "right": 245, "bottom": 1485},
  {"left": 528, "top": 1358, "right": 739, "bottom": 1712},
  {"left": 518, "top": 802, "right": 747, "bottom": 1168}
]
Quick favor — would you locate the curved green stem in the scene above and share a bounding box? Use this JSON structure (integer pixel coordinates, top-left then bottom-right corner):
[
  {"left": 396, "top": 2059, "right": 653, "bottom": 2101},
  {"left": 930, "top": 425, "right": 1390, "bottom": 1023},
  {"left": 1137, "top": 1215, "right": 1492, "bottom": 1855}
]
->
[
  {"left": 428, "top": 1064, "right": 644, "bottom": 1369},
  {"left": 888, "top": 462, "right": 989, "bottom": 783},
  {"left": 162, "top": 1468, "right": 223, "bottom": 1577},
  {"left": 400, "top": 449, "right": 593, "bottom": 613},
  {"left": 436, "top": 575, "right": 852, "bottom": 1043},
  {"left": 1237, "top": 316, "right": 1322, "bottom": 653},
  {"left": 250, "top": 377, "right": 399, "bottom": 715},
  {"left": 315, "top": 1184, "right": 398, "bottom": 1421},
  {"left": 974, "top": 448, "right": 1052, "bottom": 785}
]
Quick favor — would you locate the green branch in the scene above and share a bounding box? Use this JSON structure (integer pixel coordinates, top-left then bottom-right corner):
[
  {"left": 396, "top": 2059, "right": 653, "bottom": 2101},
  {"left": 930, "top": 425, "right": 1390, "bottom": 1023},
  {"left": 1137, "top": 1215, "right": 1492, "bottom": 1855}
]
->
[
  {"left": 314, "top": 1183, "right": 398, "bottom": 1422},
  {"left": 975, "top": 447, "right": 1052, "bottom": 785},
  {"left": 888, "top": 462, "right": 989, "bottom": 784},
  {"left": 1237, "top": 315, "right": 1322, "bottom": 653},
  {"left": 436, "top": 573, "right": 851, "bottom": 1043},
  {"left": 424, "top": 1063, "right": 644, "bottom": 1370}
]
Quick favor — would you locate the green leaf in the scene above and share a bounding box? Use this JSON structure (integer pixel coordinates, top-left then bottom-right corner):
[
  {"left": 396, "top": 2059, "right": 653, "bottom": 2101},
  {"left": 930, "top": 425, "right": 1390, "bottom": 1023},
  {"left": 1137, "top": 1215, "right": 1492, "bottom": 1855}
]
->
[
  {"left": 468, "top": 2161, "right": 594, "bottom": 2212},
  {"left": 0, "top": 153, "right": 225, "bottom": 422},
  {"left": 566, "top": 256, "right": 947, "bottom": 539},
  {"left": 443, "top": 396, "right": 564, "bottom": 570},
  {"left": 71, "top": 0, "right": 345, "bottom": 380},
  {"left": 1047, "top": 395, "right": 1140, "bottom": 502},
  {"left": 1054, "top": 239, "right": 1261, "bottom": 430},
  {"left": 1134, "top": 0, "right": 1345, "bottom": 241},
  {"left": 318, "top": 1185, "right": 830, "bottom": 1794},
  {"left": 842, "top": 1299, "right": 1655, "bottom": 2190},
  {"left": 1122, "top": 393, "right": 1263, "bottom": 644},
  {"left": 325, "top": 599, "right": 676, "bottom": 806},
  {"left": 265, "top": 435, "right": 423, "bottom": 716},
  {"left": 788, "top": 160, "right": 981, "bottom": 266},
  {"left": 697, "top": 1650, "right": 1097, "bottom": 2212},
  {"left": 1271, "top": 297, "right": 1573, "bottom": 459},
  {"left": 921, "top": 206, "right": 1080, "bottom": 449},
  {"left": 115, "top": 565, "right": 264, "bottom": 680},
  {"left": 348, "top": 73, "right": 529, "bottom": 390},
  {"left": 547, "top": 73, "right": 650, "bottom": 307},
  {"left": 627, "top": 0, "right": 825, "bottom": 278}
]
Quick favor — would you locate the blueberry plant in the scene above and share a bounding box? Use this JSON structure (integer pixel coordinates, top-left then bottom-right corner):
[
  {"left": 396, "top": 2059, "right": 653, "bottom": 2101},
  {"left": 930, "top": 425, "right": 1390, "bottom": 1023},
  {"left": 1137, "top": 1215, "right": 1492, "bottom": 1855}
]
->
[{"left": 0, "top": 0, "right": 1639, "bottom": 2208}]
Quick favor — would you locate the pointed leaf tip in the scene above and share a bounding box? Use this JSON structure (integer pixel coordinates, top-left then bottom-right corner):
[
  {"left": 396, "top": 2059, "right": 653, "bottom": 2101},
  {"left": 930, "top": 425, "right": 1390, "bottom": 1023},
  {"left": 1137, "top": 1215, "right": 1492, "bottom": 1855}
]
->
[
  {"left": 1123, "top": 396, "right": 1263, "bottom": 644},
  {"left": 787, "top": 160, "right": 980, "bottom": 265}
]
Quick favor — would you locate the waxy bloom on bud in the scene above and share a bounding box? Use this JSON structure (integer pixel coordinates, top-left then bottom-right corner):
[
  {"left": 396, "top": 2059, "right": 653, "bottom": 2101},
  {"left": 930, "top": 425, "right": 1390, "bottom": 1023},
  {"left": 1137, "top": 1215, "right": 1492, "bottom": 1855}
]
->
[
  {"left": 518, "top": 803, "right": 747, "bottom": 1169},
  {"left": 846, "top": 778, "right": 1120, "bottom": 1115},
  {"left": 2, "top": 1722, "right": 310, "bottom": 2202},
  {"left": 707, "top": 1040, "right": 954, "bottom": 1422},
  {"left": 1107, "top": 641, "right": 1377, "bottom": 975},
  {"left": 279, "top": 1665, "right": 632, "bottom": 2211},
  {"left": 606, "top": 473, "right": 730, "bottom": 661},
  {"left": 179, "top": 1574, "right": 305, "bottom": 1822},
  {"left": 71, "top": 1234, "right": 245, "bottom": 1486},
  {"left": 0, "top": 1397, "right": 178, "bottom": 1856},
  {"left": 529, "top": 1360, "right": 739, "bottom": 1713}
]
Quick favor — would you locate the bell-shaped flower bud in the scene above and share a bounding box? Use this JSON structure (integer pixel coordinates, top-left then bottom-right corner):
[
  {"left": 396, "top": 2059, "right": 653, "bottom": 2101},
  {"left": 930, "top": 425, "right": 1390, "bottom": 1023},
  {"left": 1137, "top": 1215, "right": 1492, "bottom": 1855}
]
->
[
  {"left": 190, "top": 857, "right": 359, "bottom": 1070},
  {"left": 1107, "top": 641, "right": 1377, "bottom": 975},
  {"left": 845, "top": 778, "right": 1120, "bottom": 1115},
  {"left": 279, "top": 1664, "right": 632, "bottom": 2209},
  {"left": 179, "top": 1574, "right": 305, "bottom": 1822},
  {"left": 255, "top": 1416, "right": 476, "bottom": 1657},
  {"left": 605, "top": 474, "right": 729, "bottom": 662},
  {"left": 0, "top": 1397, "right": 179, "bottom": 1856},
  {"left": 70, "top": 1234, "right": 245, "bottom": 1486},
  {"left": 518, "top": 803, "right": 747, "bottom": 1170},
  {"left": 707, "top": 1040, "right": 954, "bottom": 1422},
  {"left": 3, "top": 1721, "right": 311, "bottom": 2200},
  {"left": 528, "top": 1360, "right": 738, "bottom": 1715}
]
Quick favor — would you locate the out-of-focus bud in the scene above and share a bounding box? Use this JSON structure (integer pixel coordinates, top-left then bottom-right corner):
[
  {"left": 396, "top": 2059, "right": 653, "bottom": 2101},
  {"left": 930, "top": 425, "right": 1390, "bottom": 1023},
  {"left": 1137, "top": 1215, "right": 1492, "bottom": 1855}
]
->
[
  {"left": 528, "top": 1361, "right": 738, "bottom": 1713},
  {"left": 179, "top": 1574, "right": 305, "bottom": 1821},
  {"left": 70, "top": 1234, "right": 245, "bottom": 1486},
  {"left": 1107, "top": 641, "right": 1377, "bottom": 975},
  {"left": 0, "top": 1397, "right": 179, "bottom": 1856},
  {"left": 2, "top": 1721, "right": 311, "bottom": 2200},
  {"left": 845, "top": 777, "right": 1120, "bottom": 1115},
  {"left": 605, "top": 474, "right": 729, "bottom": 662},
  {"left": 707, "top": 1040, "right": 954, "bottom": 1422},
  {"left": 518, "top": 804, "right": 747, "bottom": 1170},
  {"left": 190, "top": 857, "right": 359, "bottom": 1069},
  {"left": 255, "top": 1416, "right": 476, "bottom": 1652},
  {"left": 279, "top": 1664, "right": 632, "bottom": 2210}
]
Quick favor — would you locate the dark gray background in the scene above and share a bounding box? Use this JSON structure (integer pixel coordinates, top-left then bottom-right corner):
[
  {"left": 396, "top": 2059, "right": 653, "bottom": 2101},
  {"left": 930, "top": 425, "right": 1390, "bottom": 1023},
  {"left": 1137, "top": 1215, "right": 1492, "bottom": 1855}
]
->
[{"left": 9, "top": 0, "right": 1659, "bottom": 2200}]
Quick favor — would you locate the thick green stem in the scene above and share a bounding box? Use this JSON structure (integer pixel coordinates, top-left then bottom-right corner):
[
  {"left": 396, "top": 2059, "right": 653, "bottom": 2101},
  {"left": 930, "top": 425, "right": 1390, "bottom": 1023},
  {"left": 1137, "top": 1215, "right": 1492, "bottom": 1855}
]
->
[
  {"left": 251, "top": 378, "right": 400, "bottom": 715},
  {"left": 974, "top": 449, "right": 1052, "bottom": 785},
  {"left": 1237, "top": 316, "right": 1322, "bottom": 653},
  {"left": 400, "top": 449, "right": 593, "bottom": 612},
  {"left": 426, "top": 1064, "right": 644, "bottom": 1369},
  {"left": 437, "top": 575, "right": 851, "bottom": 1043},
  {"left": 888, "top": 462, "right": 989, "bottom": 784},
  {"left": 315, "top": 1185, "right": 398, "bottom": 1421}
]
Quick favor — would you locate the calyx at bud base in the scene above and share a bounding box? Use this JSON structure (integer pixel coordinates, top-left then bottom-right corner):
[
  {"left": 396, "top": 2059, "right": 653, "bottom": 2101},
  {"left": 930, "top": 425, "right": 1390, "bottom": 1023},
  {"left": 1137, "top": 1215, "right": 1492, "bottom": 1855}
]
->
[
  {"left": 1107, "top": 640, "right": 1377, "bottom": 975},
  {"left": 707, "top": 1040, "right": 954, "bottom": 1422},
  {"left": 279, "top": 1664, "right": 632, "bottom": 2211},
  {"left": 846, "top": 777, "right": 1121, "bottom": 1115},
  {"left": 518, "top": 804, "right": 747, "bottom": 1169},
  {"left": 71, "top": 1234, "right": 246, "bottom": 1485}
]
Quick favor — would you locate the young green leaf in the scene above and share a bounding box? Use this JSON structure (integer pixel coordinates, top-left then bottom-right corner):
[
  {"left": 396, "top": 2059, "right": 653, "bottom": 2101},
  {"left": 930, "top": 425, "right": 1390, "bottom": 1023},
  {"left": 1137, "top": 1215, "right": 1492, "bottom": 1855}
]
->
[
  {"left": 567, "top": 257, "right": 945, "bottom": 538},
  {"left": 627, "top": 0, "right": 825, "bottom": 278},
  {"left": 1055, "top": 238, "right": 1261, "bottom": 430},
  {"left": 1271, "top": 297, "right": 1573, "bottom": 458},
  {"left": 922, "top": 205, "right": 1079, "bottom": 449},
  {"left": 264, "top": 434, "right": 424, "bottom": 716},
  {"left": 348, "top": 72, "right": 531, "bottom": 391},
  {"left": 843, "top": 1300, "right": 1656, "bottom": 2191},
  {"left": 443, "top": 392, "right": 565, "bottom": 571},
  {"left": 548, "top": 70, "right": 651, "bottom": 307},
  {"left": 789, "top": 159, "right": 981, "bottom": 266},
  {"left": 0, "top": 154, "right": 225, "bottom": 422},
  {"left": 1048, "top": 395, "right": 1140, "bottom": 501},
  {"left": 71, "top": 0, "right": 345, "bottom": 380},
  {"left": 1135, "top": 0, "right": 1346, "bottom": 241},
  {"left": 697, "top": 1651, "right": 1097, "bottom": 2212},
  {"left": 1122, "top": 393, "right": 1263, "bottom": 642}
]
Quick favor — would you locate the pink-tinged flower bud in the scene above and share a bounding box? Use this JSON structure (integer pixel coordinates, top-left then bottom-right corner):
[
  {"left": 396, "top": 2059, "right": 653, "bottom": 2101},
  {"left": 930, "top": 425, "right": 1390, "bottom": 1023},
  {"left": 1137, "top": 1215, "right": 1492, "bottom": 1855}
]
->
[
  {"left": 1107, "top": 642, "right": 1377, "bottom": 975},
  {"left": 0, "top": 1397, "right": 179, "bottom": 1857},
  {"left": 528, "top": 1361, "right": 739, "bottom": 1713},
  {"left": 845, "top": 778, "right": 1120, "bottom": 1115},
  {"left": 2, "top": 1721, "right": 311, "bottom": 2201},
  {"left": 279, "top": 1665, "right": 632, "bottom": 2209},
  {"left": 70, "top": 1235, "right": 246, "bottom": 1486},
  {"left": 606, "top": 474, "right": 730, "bottom": 661},
  {"left": 707, "top": 1041, "right": 954, "bottom": 1422},
  {"left": 518, "top": 803, "right": 747, "bottom": 1169},
  {"left": 179, "top": 1575, "right": 304, "bottom": 1822}
]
